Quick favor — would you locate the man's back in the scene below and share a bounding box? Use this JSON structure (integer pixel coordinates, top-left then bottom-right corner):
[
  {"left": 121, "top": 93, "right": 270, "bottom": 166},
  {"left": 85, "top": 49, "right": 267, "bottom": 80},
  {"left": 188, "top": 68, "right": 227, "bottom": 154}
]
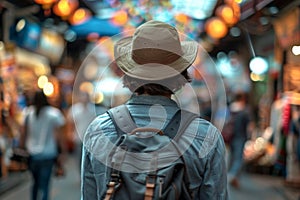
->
[{"left": 81, "top": 95, "right": 227, "bottom": 199}]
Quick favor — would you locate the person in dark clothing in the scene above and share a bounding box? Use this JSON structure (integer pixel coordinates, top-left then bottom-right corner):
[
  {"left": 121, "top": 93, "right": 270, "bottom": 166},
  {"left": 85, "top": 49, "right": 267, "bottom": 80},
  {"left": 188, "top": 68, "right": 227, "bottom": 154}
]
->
[{"left": 227, "top": 92, "right": 253, "bottom": 188}]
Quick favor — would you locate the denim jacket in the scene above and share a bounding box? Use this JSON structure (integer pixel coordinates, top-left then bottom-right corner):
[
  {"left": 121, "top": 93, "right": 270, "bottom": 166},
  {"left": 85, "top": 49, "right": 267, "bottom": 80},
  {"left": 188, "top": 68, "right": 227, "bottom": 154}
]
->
[{"left": 81, "top": 95, "right": 228, "bottom": 199}]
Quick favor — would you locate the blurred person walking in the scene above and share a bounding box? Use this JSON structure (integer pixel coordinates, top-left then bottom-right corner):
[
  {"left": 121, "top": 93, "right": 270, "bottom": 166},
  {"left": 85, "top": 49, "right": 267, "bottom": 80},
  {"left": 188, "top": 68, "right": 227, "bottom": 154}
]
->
[
  {"left": 20, "top": 90, "right": 66, "bottom": 200},
  {"left": 227, "top": 92, "right": 253, "bottom": 188},
  {"left": 81, "top": 20, "right": 228, "bottom": 199},
  {"left": 66, "top": 92, "right": 98, "bottom": 173},
  {"left": 285, "top": 104, "right": 300, "bottom": 188}
]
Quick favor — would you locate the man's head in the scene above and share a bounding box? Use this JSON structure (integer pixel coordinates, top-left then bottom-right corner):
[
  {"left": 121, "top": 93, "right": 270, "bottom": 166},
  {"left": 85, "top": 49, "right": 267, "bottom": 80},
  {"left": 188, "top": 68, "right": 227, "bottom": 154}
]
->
[{"left": 114, "top": 20, "right": 198, "bottom": 94}]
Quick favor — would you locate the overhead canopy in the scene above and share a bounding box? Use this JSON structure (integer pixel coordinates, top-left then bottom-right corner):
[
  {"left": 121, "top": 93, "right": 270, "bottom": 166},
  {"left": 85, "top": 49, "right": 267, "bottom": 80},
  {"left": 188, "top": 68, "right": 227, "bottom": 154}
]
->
[{"left": 70, "top": 17, "right": 122, "bottom": 38}]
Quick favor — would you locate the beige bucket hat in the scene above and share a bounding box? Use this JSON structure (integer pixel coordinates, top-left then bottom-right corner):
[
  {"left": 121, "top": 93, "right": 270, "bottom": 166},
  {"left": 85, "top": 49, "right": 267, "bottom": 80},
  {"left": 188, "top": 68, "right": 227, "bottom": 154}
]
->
[{"left": 114, "top": 20, "right": 198, "bottom": 80}]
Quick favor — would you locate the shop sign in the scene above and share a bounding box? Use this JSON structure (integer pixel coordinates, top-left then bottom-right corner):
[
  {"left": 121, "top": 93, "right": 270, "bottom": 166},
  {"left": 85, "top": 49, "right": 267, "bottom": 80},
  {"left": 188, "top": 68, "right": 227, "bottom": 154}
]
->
[
  {"left": 274, "top": 7, "right": 300, "bottom": 49},
  {"left": 284, "top": 64, "right": 300, "bottom": 101}
]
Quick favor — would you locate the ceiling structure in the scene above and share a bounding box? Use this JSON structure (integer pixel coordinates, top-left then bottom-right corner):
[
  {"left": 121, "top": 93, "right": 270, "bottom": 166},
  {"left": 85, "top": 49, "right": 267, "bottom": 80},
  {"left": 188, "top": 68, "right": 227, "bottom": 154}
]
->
[
  {"left": 2, "top": 0, "right": 220, "bottom": 33},
  {"left": 209, "top": 0, "right": 299, "bottom": 56},
  {"left": 1, "top": 0, "right": 298, "bottom": 60}
]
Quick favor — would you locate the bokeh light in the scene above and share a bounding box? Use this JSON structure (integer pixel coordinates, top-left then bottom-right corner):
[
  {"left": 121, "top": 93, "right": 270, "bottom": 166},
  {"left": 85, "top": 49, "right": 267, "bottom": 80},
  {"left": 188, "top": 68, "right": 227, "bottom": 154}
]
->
[{"left": 38, "top": 75, "right": 49, "bottom": 89}]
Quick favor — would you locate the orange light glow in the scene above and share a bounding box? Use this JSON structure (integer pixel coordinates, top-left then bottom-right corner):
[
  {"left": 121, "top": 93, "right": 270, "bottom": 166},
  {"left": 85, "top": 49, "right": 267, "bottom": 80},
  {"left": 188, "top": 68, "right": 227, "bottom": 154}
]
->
[
  {"left": 217, "top": 5, "right": 235, "bottom": 26},
  {"left": 69, "top": 8, "right": 91, "bottom": 25},
  {"left": 74, "top": 9, "right": 85, "bottom": 20},
  {"left": 205, "top": 17, "right": 228, "bottom": 39},
  {"left": 59, "top": 1, "right": 70, "bottom": 11},
  {"left": 53, "top": 0, "right": 78, "bottom": 18},
  {"left": 111, "top": 10, "right": 128, "bottom": 26},
  {"left": 232, "top": 2, "right": 241, "bottom": 19},
  {"left": 175, "top": 13, "right": 189, "bottom": 24},
  {"left": 35, "top": 0, "right": 57, "bottom": 9},
  {"left": 225, "top": 0, "right": 241, "bottom": 22},
  {"left": 35, "top": 0, "right": 56, "bottom": 4}
]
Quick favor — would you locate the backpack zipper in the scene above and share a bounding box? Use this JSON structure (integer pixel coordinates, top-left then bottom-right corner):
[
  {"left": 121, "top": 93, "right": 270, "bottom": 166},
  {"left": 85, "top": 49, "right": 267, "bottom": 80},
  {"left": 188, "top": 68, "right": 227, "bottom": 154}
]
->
[{"left": 158, "top": 177, "right": 164, "bottom": 198}]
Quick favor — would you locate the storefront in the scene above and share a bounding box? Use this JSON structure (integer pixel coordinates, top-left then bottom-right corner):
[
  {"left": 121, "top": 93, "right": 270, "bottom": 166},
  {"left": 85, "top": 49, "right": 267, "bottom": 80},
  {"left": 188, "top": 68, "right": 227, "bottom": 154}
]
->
[
  {"left": 273, "top": 6, "right": 300, "bottom": 185},
  {"left": 0, "top": 42, "right": 54, "bottom": 178},
  {"left": 243, "top": 6, "right": 300, "bottom": 183}
]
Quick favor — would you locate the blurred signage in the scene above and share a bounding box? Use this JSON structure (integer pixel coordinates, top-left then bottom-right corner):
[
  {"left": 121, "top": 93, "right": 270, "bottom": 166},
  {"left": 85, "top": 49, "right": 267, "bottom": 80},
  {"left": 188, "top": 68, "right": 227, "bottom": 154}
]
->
[
  {"left": 10, "top": 20, "right": 65, "bottom": 65},
  {"left": 274, "top": 7, "right": 300, "bottom": 49},
  {"left": 284, "top": 64, "right": 300, "bottom": 95},
  {"left": 70, "top": 17, "right": 122, "bottom": 37},
  {"left": 38, "top": 29, "right": 65, "bottom": 64}
]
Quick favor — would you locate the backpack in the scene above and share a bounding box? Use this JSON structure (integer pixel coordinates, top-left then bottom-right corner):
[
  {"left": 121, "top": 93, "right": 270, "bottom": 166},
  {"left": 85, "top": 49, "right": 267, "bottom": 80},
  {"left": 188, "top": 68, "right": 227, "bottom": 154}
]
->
[{"left": 104, "top": 105, "right": 198, "bottom": 200}]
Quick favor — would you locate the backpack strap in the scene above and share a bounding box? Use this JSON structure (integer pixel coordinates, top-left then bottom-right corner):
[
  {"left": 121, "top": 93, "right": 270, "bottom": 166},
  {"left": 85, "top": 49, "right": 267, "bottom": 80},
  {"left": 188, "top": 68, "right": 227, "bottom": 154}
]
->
[
  {"left": 163, "top": 110, "right": 198, "bottom": 200},
  {"left": 104, "top": 144, "right": 127, "bottom": 200},
  {"left": 164, "top": 110, "right": 198, "bottom": 141},
  {"left": 107, "top": 105, "right": 137, "bottom": 134},
  {"left": 144, "top": 153, "right": 158, "bottom": 200},
  {"left": 108, "top": 105, "right": 198, "bottom": 139}
]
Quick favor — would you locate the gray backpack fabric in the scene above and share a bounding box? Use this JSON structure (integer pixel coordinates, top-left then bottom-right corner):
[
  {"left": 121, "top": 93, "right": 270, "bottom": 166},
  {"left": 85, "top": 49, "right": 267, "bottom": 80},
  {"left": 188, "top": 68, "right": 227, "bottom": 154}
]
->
[{"left": 104, "top": 105, "right": 198, "bottom": 200}]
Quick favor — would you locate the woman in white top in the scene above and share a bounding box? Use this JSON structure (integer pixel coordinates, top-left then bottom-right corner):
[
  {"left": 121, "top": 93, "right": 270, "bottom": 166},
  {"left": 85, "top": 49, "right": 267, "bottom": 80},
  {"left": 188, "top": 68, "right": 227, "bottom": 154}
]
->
[{"left": 21, "top": 90, "right": 66, "bottom": 200}]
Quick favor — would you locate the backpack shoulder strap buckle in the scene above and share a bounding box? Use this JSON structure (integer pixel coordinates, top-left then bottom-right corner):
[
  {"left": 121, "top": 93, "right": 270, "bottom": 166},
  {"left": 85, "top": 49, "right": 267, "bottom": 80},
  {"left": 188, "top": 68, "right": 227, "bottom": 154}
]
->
[{"left": 107, "top": 105, "right": 137, "bottom": 135}]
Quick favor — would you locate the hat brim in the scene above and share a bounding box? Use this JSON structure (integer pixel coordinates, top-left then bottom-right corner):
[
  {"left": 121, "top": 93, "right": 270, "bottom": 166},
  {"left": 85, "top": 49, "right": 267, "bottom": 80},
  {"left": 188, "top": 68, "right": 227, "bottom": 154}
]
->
[{"left": 114, "top": 36, "right": 198, "bottom": 80}]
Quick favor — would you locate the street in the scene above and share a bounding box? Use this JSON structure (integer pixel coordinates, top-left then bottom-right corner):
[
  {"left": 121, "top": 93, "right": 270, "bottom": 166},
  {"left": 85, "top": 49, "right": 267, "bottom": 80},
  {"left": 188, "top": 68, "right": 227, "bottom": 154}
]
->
[{"left": 0, "top": 154, "right": 299, "bottom": 200}]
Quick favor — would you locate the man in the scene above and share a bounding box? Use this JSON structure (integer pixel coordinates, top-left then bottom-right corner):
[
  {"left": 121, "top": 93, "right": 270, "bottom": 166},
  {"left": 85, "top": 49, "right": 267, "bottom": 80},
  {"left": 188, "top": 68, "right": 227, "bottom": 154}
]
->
[{"left": 81, "top": 20, "right": 228, "bottom": 199}]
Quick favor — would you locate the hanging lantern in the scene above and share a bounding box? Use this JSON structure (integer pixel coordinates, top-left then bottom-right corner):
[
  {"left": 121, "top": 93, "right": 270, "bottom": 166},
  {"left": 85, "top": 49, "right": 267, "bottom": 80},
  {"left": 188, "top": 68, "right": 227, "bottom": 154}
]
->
[
  {"left": 35, "top": 0, "right": 57, "bottom": 9},
  {"left": 69, "top": 8, "right": 91, "bottom": 25},
  {"left": 205, "top": 17, "right": 228, "bottom": 39},
  {"left": 216, "top": 5, "right": 236, "bottom": 26},
  {"left": 111, "top": 10, "right": 128, "bottom": 26},
  {"left": 53, "top": 0, "right": 79, "bottom": 19},
  {"left": 225, "top": 0, "right": 241, "bottom": 23},
  {"left": 35, "top": 0, "right": 56, "bottom": 15}
]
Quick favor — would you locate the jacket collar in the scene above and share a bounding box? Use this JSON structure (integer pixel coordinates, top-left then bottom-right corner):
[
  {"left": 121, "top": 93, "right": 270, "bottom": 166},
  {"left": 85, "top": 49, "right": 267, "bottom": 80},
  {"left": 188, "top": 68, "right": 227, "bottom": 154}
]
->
[{"left": 126, "top": 94, "right": 179, "bottom": 107}]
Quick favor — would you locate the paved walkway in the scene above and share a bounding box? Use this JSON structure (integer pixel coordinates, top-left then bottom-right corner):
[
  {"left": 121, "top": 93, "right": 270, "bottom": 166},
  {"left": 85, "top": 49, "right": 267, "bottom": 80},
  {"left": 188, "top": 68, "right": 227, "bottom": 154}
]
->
[
  {"left": 0, "top": 154, "right": 299, "bottom": 200},
  {"left": 0, "top": 154, "right": 80, "bottom": 200},
  {"left": 229, "top": 173, "right": 300, "bottom": 200}
]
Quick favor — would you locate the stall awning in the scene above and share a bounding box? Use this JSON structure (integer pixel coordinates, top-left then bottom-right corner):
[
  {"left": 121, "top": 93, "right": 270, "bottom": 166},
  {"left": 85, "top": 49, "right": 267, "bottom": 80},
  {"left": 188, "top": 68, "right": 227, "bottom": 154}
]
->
[{"left": 70, "top": 17, "right": 122, "bottom": 38}]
